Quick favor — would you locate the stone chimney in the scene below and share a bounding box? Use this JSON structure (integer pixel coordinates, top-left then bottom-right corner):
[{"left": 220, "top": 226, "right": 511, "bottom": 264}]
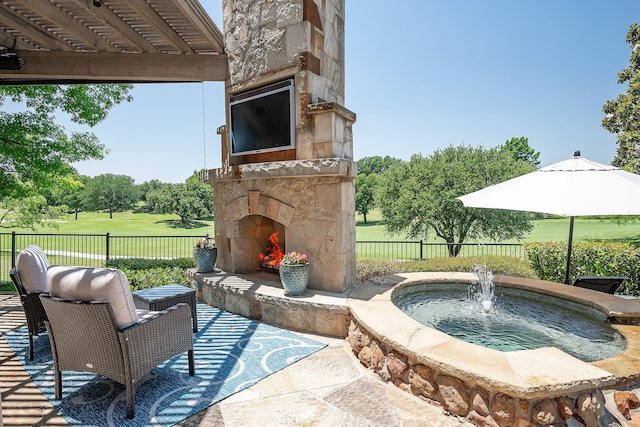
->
[{"left": 201, "top": 0, "right": 356, "bottom": 293}]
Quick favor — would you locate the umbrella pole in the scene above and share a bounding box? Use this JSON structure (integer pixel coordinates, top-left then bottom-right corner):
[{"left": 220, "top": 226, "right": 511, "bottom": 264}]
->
[{"left": 564, "top": 216, "right": 575, "bottom": 284}]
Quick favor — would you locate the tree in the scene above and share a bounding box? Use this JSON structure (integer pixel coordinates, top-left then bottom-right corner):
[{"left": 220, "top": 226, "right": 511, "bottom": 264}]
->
[
  {"left": 0, "top": 194, "right": 67, "bottom": 229},
  {"left": 501, "top": 137, "right": 540, "bottom": 167},
  {"left": 146, "top": 172, "right": 213, "bottom": 224},
  {"left": 354, "top": 156, "right": 402, "bottom": 224},
  {"left": 356, "top": 155, "right": 402, "bottom": 176},
  {"left": 137, "top": 179, "right": 165, "bottom": 212},
  {"left": 45, "top": 172, "right": 88, "bottom": 220},
  {"left": 602, "top": 23, "right": 640, "bottom": 173},
  {"left": 0, "top": 84, "right": 132, "bottom": 226},
  {"left": 138, "top": 179, "right": 164, "bottom": 202},
  {"left": 355, "top": 173, "right": 378, "bottom": 224},
  {"left": 377, "top": 145, "right": 535, "bottom": 256},
  {"left": 82, "top": 174, "right": 139, "bottom": 218}
]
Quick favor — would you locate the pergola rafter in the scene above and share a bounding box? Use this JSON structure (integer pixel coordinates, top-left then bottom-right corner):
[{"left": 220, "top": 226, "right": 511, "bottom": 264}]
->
[{"left": 0, "top": 0, "right": 228, "bottom": 84}]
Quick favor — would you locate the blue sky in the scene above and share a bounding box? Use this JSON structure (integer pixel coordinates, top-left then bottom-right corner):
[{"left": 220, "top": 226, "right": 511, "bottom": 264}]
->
[{"left": 68, "top": 1, "right": 640, "bottom": 183}]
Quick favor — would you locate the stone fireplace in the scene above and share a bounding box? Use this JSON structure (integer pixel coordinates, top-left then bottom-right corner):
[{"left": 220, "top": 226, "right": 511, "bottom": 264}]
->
[{"left": 201, "top": 0, "right": 356, "bottom": 293}]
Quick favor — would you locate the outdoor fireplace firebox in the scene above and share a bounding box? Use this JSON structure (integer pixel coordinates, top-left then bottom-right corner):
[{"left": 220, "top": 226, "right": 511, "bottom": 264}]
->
[
  {"left": 259, "top": 232, "right": 284, "bottom": 271},
  {"left": 200, "top": 0, "right": 356, "bottom": 293}
]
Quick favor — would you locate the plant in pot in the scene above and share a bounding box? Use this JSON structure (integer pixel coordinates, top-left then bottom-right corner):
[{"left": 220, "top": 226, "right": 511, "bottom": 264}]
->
[
  {"left": 279, "top": 251, "right": 309, "bottom": 296},
  {"left": 193, "top": 236, "right": 217, "bottom": 273}
]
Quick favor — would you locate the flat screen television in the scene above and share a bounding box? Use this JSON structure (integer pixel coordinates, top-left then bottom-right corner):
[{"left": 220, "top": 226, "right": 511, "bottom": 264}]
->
[{"left": 229, "top": 79, "right": 295, "bottom": 156}]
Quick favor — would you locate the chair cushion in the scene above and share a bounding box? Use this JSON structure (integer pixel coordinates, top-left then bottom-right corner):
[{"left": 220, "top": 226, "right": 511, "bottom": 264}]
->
[
  {"left": 16, "top": 245, "right": 50, "bottom": 294},
  {"left": 47, "top": 265, "right": 138, "bottom": 329}
]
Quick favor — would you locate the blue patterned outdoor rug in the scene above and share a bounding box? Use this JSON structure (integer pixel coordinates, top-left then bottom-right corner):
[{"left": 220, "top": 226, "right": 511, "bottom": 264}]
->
[{"left": 4, "top": 302, "right": 326, "bottom": 426}]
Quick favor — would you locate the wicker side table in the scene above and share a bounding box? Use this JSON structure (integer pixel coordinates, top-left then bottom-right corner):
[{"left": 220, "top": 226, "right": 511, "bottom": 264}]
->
[{"left": 133, "top": 284, "right": 198, "bottom": 332}]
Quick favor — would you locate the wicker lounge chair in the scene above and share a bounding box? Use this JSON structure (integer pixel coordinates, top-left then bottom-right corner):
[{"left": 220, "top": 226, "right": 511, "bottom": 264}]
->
[
  {"left": 10, "top": 245, "right": 51, "bottom": 360},
  {"left": 9, "top": 267, "right": 48, "bottom": 360},
  {"left": 571, "top": 275, "right": 629, "bottom": 295},
  {"left": 40, "top": 266, "right": 195, "bottom": 419}
]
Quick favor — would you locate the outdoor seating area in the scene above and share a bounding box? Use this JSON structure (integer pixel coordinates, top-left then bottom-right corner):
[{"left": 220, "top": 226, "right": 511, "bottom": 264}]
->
[
  {"left": 8, "top": 246, "right": 197, "bottom": 420},
  {"left": 7, "top": 0, "right": 640, "bottom": 426},
  {"left": 44, "top": 265, "right": 196, "bottom": 420},
  {"left": 0, "top": 252, "right": 465, "bottom": 426}
]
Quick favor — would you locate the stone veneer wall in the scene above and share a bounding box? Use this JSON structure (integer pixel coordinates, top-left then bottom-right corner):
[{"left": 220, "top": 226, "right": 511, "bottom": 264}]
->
[
  {"left": 223, "top": 0, "right": 344, "bottom": 101},
  {"left": 348, "top": 319, "right": 605, "bottom": 427},
  {"left": 204, "top": 159, "right": 356, "bottom": 293},
  {"left": 219, "top": 0, "right": 351, "bottom": 167},
  {"left": 205, "top": 0, "right": 356, "bottom": 293}
]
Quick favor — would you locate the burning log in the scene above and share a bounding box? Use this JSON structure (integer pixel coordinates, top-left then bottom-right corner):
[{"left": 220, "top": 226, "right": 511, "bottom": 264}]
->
[{"left": 259, "top": 232, "right": 284, "bottom": 271}]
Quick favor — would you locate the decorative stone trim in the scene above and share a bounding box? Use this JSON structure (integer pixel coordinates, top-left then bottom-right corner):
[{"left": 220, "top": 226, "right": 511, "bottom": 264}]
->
[
  {"left": 230, "top": 192, "right": 294, "bottom": 226},
  {"left": 307, "top": 101, "right": 356, "bottom": 123},
  {"left": 347, "top": 318, "right": 605, "bottom": 427}
]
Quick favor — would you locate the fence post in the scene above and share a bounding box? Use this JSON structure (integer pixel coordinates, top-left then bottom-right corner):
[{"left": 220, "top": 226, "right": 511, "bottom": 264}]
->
[
  {"left": 11, "top": 231, "right": 16, "bottom": 268},
  {"left": 106, "top": 232, "right": 110, "bottom": 262},
  {"left": 419, "top": 240, "right": 424, "bottom": 260}
]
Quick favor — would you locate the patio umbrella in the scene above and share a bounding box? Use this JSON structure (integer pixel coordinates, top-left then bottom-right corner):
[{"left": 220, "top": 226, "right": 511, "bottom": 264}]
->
[{"left": 457, "top": 151, "right": 640, "bottom": 284}]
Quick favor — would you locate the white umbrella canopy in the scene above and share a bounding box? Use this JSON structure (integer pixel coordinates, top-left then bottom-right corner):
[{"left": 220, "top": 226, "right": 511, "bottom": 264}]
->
[
  {"left": 457, "top": 151, "right": 640, "bottom": 283},
  {"left": 458, "top": 153, "right": 640, "bottom": 216}
]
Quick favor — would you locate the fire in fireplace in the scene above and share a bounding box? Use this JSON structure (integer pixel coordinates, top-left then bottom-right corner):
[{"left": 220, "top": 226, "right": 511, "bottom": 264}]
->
[{"left": 259, "top": 232, "right": 284, "bottom": 270}]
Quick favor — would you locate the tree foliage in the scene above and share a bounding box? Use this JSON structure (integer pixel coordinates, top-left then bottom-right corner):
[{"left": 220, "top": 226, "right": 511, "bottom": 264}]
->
[
  {"left": 46, "top": 172, "right": 87, "bottom": 220},
  {"left": 356, "top": 155, "right": 402, "bottom": 175},
  {"left": 602, "top": 23, "right": 640, "bottom": 173},
  {"left": 146, "top": 172, "right": 213, "bottom": 224},
  {"left": 0, "top": 195, "right": 66, "bottom": 229},
  {"left": 355, "top": 173, "right": 378, "bottom": 223},
  {"left": 0, "top": 84, "right": 132, "bottom": 226},
  {"left": 501, "top": 136, "right": 540, "bottom": 167},
  {"left": 377, "top": 145, "right": 535, "bottom": 256},
  {"left": 82, "top": 174, "right": 139, "bottom": 219},
  {"left": 138, "top": 179, "right": 164, "bottom": 203},
  {"left": 355, "top": 156, "right": 401, "bottom": 223}
]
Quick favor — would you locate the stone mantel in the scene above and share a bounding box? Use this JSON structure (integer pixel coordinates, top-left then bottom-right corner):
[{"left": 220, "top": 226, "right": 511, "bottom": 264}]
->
[
  {"left": 202, "top": 158, "right": 356, "bottom": 183},
  {"left": 307, "top": 102, "right": 356, "bottom": 123}
]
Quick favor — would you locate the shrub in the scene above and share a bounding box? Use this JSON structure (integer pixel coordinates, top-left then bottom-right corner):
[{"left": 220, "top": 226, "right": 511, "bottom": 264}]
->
[
  {"left": 524, "top": 241, "right": 640, "bottom": 295},
  {"left": 356, "top": 255, "right": 537, "bottom": 285},
  {"left": 106, "top": 258, "right": 195, "bottom": 270},
  {"left": 106, "top": 258, "right": 195, "bottom": 290}
]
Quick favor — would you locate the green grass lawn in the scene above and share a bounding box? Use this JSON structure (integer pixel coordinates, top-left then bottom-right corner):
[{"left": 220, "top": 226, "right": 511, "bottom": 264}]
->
[
  {"left": 4, "top": 209, "right": 640, "bottom": 245},
  {"left": 356, "top": 210, "right": 640, "bottom": 245},
  {"left": 4, "top": 211, "right": 215, "bottom": 236}
]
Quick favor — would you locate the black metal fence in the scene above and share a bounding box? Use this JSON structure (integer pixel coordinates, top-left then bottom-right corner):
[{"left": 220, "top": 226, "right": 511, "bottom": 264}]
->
[
  {"left": 0, "top": 232, "right": 204, "bottom": 284},
  {"left": 0, "top": 232, "right": 524, "bottom": 284},
  {"left": 356, "top": 241, "right": 525, "bottom": 260}
]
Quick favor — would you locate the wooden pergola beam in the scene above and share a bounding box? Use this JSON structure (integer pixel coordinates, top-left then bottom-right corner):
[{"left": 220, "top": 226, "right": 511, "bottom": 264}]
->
[{"left": 0, "top": 50, "right": 229, "bottom": 83}]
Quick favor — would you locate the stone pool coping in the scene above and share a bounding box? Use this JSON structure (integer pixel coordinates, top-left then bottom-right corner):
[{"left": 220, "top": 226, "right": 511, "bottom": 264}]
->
[{"left": 347, "top": 272, "right": 640, "bottom": 399}]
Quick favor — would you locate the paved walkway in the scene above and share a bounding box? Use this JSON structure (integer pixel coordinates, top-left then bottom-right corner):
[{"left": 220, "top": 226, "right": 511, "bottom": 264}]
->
[{"left": 0, "top": 293, "right": 465, "bottom": 426}]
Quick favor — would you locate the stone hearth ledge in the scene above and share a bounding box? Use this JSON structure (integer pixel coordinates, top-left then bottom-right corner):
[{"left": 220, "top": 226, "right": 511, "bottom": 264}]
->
[{"left": 188, "top": 268, "right": 351, "bottom": 337}]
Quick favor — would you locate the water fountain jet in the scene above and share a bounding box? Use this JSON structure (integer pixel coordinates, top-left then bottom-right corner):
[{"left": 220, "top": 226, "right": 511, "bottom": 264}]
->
[{"left": 472, "top": 263, "right": 494, "bottom": 314}]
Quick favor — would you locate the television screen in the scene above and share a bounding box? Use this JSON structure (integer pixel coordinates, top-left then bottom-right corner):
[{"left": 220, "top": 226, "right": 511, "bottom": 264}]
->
[{"left": 229, "top": 79, "right": 295, "bottom": 156}]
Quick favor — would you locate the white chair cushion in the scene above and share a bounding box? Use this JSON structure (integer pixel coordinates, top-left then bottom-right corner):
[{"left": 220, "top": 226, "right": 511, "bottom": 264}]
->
[
  {"left": 47, "top": 265, "right": 138, "bottom": 329},
  {"left": 16, "top": 245, "right": 50, "bottom": 294}
]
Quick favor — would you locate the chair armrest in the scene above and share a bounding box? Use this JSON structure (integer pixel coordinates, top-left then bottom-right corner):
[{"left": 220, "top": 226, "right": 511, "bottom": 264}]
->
[{"left": 120, "top": 303, "right": 194, "bottom": 381}]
